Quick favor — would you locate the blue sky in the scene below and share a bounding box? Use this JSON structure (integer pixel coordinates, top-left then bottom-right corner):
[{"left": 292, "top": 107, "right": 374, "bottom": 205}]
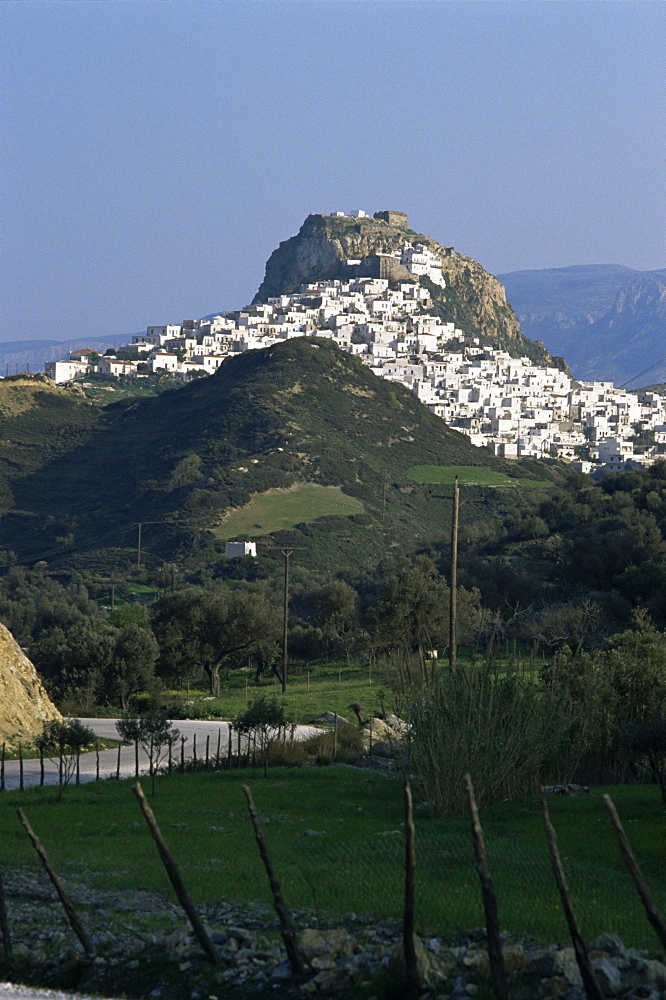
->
[{"left": 2, "top": 0, "right": 664, "bottom": 344}]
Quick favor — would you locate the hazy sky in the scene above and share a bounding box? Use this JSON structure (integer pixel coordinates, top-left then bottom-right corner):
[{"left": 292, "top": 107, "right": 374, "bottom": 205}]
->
[{"left": 2, "top": 0, "right": 664, "bottom": 344}]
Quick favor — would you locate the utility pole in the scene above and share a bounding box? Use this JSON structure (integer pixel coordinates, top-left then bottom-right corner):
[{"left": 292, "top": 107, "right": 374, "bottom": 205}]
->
[
  {"left": 278, "top": 547, "right": 305, "bottom": 693},
  {"left": 430, "top": 478, "right": 483, "bottom": 670},
  {"left": 450, "top": 477, "right": 460, "bottom": 669}
]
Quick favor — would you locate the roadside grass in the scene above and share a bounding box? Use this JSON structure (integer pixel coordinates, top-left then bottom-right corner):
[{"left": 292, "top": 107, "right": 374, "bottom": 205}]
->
[
  {"left": 162, "top": 658, "right": 391, "bottom": 725},
  {"left": 2, "top": 771, "right": 664, "bottom": 951},
  {"left": 212, "top": 483, "right": 364, "bottom": 541},
  {"left": 408, "top": 465, "right": 552, "bottom": 489}
]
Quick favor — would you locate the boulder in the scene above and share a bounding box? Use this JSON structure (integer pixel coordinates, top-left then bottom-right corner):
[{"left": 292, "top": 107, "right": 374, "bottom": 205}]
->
[
  {"left": 0, "top": 622, "right": 60, "bottom": 748},
  {"left": 314, "top": 712, "right": 348, "bottom": 726},
  {"left": 300, "top": 927, "right": 354, "bottom": 964},
  {"left": 387, "top": 933, "right": 450, "bottom": 988}
]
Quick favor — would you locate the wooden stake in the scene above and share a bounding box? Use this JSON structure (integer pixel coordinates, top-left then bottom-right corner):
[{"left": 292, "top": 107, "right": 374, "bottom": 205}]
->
[
  {"left": 181, "top": 736, "right": 185, "bottom": 772},
  {"left": 216, "top": 728, "right": 221, "bottom": 767},
  {"left": 135, "top": 739, "right": 139, "bottom": 778},
  {"left": 40, "top": 747, "right": 45, "bottom": 786},
  {"left": 132, "top": 782, "right": 219, "bottom": 965},
  {"left": 465, "top": 774, "right": 507, "bottom": 1000},
  {"left": 116, "top": 743, "right": 121, "bottom": 780},
  {"left": 205, "top": 734, "right": 210, "bottom": 771},
  {"left": 18, "top": 744, "right": 23, "bottom": 792},
  {"left": 0, "top": 872, "right": 12, "bottom": 960},
  {"left": 242, "top": 784, "right": 306, "bottom": 979},
  {"left": 16, "top": 808, "right": 95, "bottom": 956},
  {"left": 602, "top": 793, "right": 666, "bottom": 950},
  {"left": 538, "top": 789, "right": 604, "bottom": 1000},
  {"left": 403, "top": 781, "right": 419, "bottom": 997},
  {"left": 0, "top": 743, "right": 4, "bottom": 791}
]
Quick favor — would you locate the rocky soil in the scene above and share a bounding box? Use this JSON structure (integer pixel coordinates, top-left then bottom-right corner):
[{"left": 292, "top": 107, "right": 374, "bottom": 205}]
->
[{"left": 2, "top": 868, "right": 664, "bottom": 1000}]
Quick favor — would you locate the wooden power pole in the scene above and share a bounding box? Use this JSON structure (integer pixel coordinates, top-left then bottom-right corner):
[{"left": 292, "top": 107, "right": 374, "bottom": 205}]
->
[
  {"left": 431, "top": 478, "right": 483, "bottom": 670},
  {"left": 279, "top": 547, "right": 305, "bottom": 693}
]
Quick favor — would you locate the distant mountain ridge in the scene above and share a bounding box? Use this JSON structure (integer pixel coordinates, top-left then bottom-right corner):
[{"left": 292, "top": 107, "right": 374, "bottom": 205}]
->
[
  {"left": 0, "top": 335, "right": 129, "bottom": 375},
  {"left": 499, "top": 265, "right": 666, "bottom": 385}
]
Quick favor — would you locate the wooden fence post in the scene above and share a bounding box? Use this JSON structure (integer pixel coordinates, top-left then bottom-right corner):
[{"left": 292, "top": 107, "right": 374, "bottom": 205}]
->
[
  {"left": 242, "top": 784, "right": 307, "bottom": 980},
  {"left": 403, "top": 781, "right": 419, "bottom": 997},
  {"left": 116, "top": 743, "right": 121, "bottom": 780},
  {"left": 134, "top": 739, "right": 139, "bottom": 778},
  {"left": 180, "top": 736, "right": 186, "bottom": 772},
  {"left": 193, "top": 734, "right": 197, "bottom": 773},
  {"left": 538, "top": 789, "right": 604, "bottom": 1000},
  {"left": 40, "top": 746, "right": 45, "bottom": 786},
  {"left": 602, "top": 793, "right": 666, "bottom": 950},
  {"left": 216, "top": 729, "right": 221, "bottom": 767},
  {"left": 0, "top": 872, "right": 12, "bottom": 961},
  {"left": 18, "top": 744, "right": 23, "bottom": 792},
  {"left": 0, "top": 743, "right": 4, "bottom": 791},
  {"left": 16, "top": 808, "right": 95, "bottom": 957},
  {"left": 465, "top": 774, "right": 507, "bottom": 1000},
  {"left": 132, "top": 782, "right": 219, "bottom": 965},
  {"left": 95, "top": 742, "right": 100, "bottom": 782},
  {"left": 205, "top": 734, "right": 210, "bottom": 771}
]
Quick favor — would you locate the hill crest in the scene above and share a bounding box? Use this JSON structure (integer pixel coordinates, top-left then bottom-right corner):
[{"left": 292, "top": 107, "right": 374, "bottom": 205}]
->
[{"left": 254, "top": 212, "right": 558, "bottom": 367}]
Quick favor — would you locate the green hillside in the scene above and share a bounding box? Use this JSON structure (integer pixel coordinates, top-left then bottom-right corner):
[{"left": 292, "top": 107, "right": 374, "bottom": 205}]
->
[{"left": 0, "top": 339, "right": 556, "bottom": 574}]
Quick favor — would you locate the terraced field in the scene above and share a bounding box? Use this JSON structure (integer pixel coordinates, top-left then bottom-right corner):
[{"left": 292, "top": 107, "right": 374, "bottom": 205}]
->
[{"left": 213, "top": 483, "right": 365, "bottom": 540}]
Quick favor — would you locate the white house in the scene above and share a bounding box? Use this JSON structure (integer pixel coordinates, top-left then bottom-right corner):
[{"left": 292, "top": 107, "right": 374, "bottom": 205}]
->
[{"left": 225, "top": 541, "right": 257, "bottom": 559}]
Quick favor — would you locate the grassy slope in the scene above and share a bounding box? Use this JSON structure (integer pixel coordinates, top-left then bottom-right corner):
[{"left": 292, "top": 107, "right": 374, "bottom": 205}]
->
[
  {"left": 1, "top": 339, "right": 556, "bottom": 572},
  {"left": 1, "top": 771, "right": 662, "bottom": 950}
]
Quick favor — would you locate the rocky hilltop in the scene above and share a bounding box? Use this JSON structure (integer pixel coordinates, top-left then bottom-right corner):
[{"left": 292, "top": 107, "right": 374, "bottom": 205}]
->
[
  {"left": 0, "top": 622, "right": 60, "bottom": 748},
  {"left": 254, "top": 211, "right": 558, "bottom": 366}
]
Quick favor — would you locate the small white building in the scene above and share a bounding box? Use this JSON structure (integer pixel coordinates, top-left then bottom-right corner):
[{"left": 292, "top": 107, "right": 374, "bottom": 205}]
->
[
  {"left": 225, "top": 541, "right": 257, "bottom": 559},
  {"left": 45, "top": 359, "right": 91, "bottom": 383}
]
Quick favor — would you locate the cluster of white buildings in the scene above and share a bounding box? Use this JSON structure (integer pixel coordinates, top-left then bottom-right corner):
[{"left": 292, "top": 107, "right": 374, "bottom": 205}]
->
[{"left": 43, "top": 250, "right": 666, "bottom": 473}]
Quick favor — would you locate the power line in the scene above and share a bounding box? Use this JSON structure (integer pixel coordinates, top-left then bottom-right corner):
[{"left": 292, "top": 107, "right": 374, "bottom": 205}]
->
[{"left": 618, "top": 354, "right": 666, "bottom": 390}]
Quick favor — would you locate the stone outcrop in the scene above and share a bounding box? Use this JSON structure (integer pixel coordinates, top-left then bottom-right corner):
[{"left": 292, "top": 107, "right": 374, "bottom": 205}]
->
[
  {"left": 253, "top": 212, "right": 558, "bottom": 366},
  {"left": 0, "top": 621, "right": 60, "bottom": 748}
]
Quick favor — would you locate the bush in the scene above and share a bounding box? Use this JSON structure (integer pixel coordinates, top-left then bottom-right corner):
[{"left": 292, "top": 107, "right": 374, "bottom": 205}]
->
[
  {"left": 405, "top": 665, "right": 579, "bottom": 816},
  {"left": 622, "top": 718, "right": 666, "bottom": 806},
  {"left": 301, "top": 722, "right": 366, "bottom": 764}
]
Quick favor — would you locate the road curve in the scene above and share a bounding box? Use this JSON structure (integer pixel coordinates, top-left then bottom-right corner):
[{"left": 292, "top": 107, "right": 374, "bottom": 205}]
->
[{"left": 2, "top": 718, "right": 322, "bottom": 791}]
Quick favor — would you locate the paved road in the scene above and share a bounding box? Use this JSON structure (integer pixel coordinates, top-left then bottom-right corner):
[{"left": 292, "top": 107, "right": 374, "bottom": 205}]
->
[{"left": 2, "top": 718, "right": 321, "bottom": 791}]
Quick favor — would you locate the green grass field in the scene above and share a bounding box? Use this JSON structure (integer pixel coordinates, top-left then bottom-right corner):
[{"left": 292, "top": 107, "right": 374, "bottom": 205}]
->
[
  {"left": 213, "top": 483, "right": 365, "bottom": 540},
  {"left": 2, "top": 771, "right": 663, "bottom": 952},
  {"left": 165, "top": 658, "right": 390, "bottom": 725},
  {"left": 408, "top": 465, "right": 552, "bottom": 489}
]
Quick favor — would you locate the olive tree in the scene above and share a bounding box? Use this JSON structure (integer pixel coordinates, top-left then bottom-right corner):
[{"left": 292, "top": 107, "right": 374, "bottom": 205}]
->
[{"left": 116, "top": 711, "right": 181, "bottom": 795}]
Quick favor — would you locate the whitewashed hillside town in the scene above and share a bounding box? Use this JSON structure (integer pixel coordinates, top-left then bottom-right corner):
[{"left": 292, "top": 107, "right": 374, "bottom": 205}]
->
[{"left": 43, "top": 222, "right": 666, "bottom": 474}]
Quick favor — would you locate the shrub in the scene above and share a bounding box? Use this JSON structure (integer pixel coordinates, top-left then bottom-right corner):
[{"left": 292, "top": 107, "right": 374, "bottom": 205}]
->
[
  {"left": 301, "top": 722, "right": 366, "bottom": 764},
  {"left": 405, "top": 665, "right": 579, "bottom": 816},
  {"left": 622, "top": 717, "right": 666, "bottom": 806}
]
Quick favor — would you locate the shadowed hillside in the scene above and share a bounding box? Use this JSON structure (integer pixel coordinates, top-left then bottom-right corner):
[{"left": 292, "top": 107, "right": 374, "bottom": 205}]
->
[{"left": 0, "top": 339, "right": 553, "bottom": 573}]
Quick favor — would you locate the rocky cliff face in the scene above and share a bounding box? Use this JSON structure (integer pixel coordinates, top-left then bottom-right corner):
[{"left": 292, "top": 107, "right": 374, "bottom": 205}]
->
[
  {"left": 0, "top": 622, "right": 60, "bottom": 748},
  {"left": 254, "top": 213, "right": 556, "bottom": 365}
]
